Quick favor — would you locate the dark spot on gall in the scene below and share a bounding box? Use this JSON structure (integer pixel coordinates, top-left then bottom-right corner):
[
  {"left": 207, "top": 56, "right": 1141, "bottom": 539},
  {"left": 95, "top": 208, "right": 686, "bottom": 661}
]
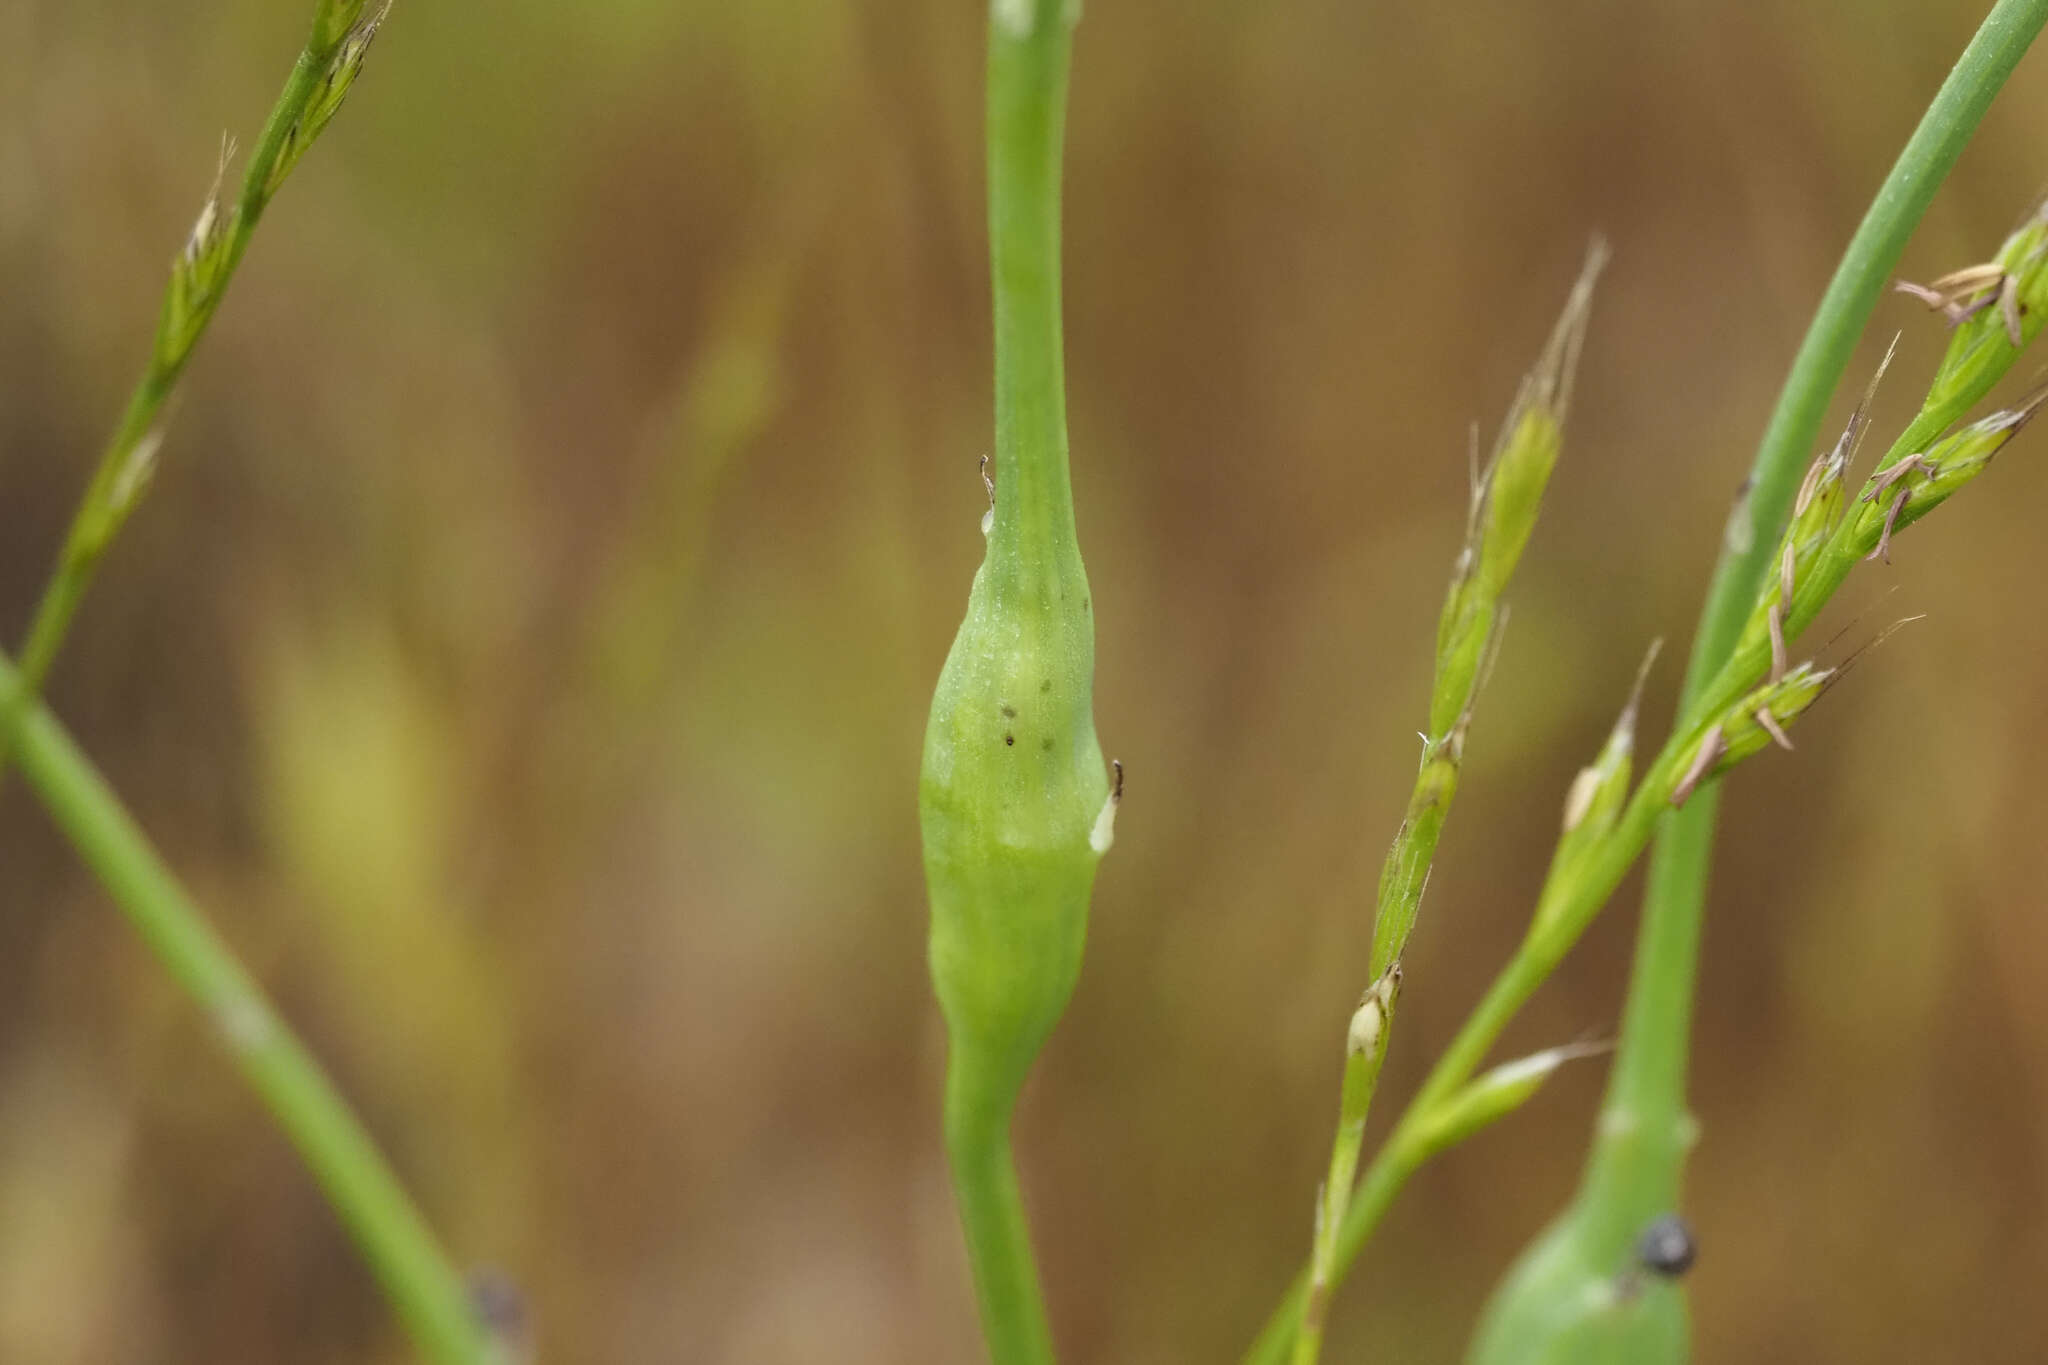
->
[
  {"left": 1001, "top": 704, "right": 1017, "bottom": 718},
  {"left": 1004, "top": 734, "right": 1015, "bottom": 747},
  {"left": 1636, "top": 1215, "right": 1696, "bottom": 1278},
  {"left": 1040, "top": 679, "right": 1052, "bottom": 693},
  {"left": 1040, "top": 737, "right": 1054, "bottom": 752}
]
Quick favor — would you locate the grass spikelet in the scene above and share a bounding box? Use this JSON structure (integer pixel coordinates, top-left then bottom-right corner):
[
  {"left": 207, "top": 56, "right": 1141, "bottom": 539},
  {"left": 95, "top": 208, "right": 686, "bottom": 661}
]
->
[
  {"left": 1250, "top": 130, "right": 2048, "bottom": 1361},
  {"left": 1290, "top": 245, "right": 1607, "bottom": 1365},
  {"left": 1412, "top": 1042, "right": 1613, "bottom": 1155},
  {"left": 0, "top": 0, "right": 396, "bottom": 785}
]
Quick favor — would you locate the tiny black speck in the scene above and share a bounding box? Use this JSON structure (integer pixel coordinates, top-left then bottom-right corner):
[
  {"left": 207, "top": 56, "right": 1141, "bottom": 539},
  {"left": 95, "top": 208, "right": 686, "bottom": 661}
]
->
[
  {"left": 1004, "top": 734, "right": 1015, "bottom": 746},
  {"left": 1636, "top": 1215, "right": 1696, "bottom": 1278}
]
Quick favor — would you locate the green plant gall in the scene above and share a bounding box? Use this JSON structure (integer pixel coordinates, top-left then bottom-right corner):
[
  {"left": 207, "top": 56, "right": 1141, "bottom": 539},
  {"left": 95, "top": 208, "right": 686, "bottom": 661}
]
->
[
  {"left": 921, "top": 483, "right": 1111, "bottom": 1128},
  {"left": 1467, "top": 1210, "right": 1690, "bottom": 1365},
  {"left": 922, "top": 0, "right": 1110, "bottom": 1151}
]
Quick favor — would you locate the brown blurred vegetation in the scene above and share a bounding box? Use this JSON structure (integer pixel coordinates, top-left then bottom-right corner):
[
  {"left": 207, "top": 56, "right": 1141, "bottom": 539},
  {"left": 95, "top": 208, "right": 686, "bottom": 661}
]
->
[{"left": 5, "top": 1, "right": 2048, "bottom": 1361}]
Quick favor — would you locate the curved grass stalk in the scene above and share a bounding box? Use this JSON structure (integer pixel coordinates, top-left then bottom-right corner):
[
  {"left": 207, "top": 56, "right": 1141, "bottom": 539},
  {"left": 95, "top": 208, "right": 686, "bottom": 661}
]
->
[
  {"left": 0, "top": 0, "right": 390, "bottom": 784},
  {"left": 1571, "top": 0, "right": 2048, "bottom": 1258},
  {"left": 1293, "top": 247, "right": 1607, "bottom": 1365},
  {"left": 0, "top": 649, "right": 499, "bottom": 1365},
  {"left": 1245, "top": 4, "right": 2048, "bottom": 1357},
  {"left": 1477, "top": 204, "right": 2048, "bottom": 1365}
]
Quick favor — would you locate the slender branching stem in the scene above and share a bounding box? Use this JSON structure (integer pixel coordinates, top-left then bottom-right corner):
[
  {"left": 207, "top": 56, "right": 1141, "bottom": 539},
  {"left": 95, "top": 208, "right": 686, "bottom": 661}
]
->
[
  {"left": 0, "top": 650, "right": 498, "bottom": 1365},
  {"left": 1245, "top": 937, "right": 1563, "bottom": 1365},
  {"left": 1581, "top": 0, "right": 2048, "bottom": 1256},
  {"left": 0, "top": 4, "right": 485, "bottom": 1354},
  {"left": 1246, "top": 8, "right": 2048, "bottom": 1356},
  {"left": 1289, "top": 250, "right": 1605, "bottom": 1365},
  {"left": 1294, "top": 968, "right": 1397, "bottom": 1365}
]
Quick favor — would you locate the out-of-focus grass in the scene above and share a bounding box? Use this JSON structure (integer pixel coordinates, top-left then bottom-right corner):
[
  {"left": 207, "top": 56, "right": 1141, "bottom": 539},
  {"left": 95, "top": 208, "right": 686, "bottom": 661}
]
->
[{"left": 4, "top": 1, "right": 2048, "bottom": 1361}]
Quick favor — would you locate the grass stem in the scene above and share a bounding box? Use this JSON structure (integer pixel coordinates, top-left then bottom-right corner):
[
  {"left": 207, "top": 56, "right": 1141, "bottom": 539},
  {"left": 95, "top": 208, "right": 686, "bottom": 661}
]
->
[
  {"left": 1247, "top": 9, "right": 2048, "bottom": 1355},
  {"left": 945, "top": 1067, "right": 1058, "bottom": 1365},
  {"left": 0, "top": 649, "right": 498, "bottom": 1365},
  {"left": 1580, "top": 0, "right": 2048, "bottom": 1266},
  {"left": 1287, "top": 250, "right": 1605, "bottom": 1365}
]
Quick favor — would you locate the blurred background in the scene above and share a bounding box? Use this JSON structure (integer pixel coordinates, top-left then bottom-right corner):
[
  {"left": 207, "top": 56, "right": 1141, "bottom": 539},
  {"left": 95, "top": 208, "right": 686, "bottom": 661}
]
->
[{"left": 4, "top": 0, "right": 2048, "bottom": 1360}]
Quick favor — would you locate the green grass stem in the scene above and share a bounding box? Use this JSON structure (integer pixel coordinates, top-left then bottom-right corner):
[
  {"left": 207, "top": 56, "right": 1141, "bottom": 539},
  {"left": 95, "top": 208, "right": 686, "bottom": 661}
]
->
[
  {"left": 1522, "top": 4, "right": 2048, "bottom": 1342},
  {"left": 1290, "top": 250, "right": 1604, "bottom": 1365},
  {"left": 1596, "top": 0, "right": 2048, "bottom": 1205},
  {"left": 945, "top": 1062, "right": 1060, "bottom": 1365},
  {"left": 0, "top": 649, "right": 498, "bottom": 1365}
]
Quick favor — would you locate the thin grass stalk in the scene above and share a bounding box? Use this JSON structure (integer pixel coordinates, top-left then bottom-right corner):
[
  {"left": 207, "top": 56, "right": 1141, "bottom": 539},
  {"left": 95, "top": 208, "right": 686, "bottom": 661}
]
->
[
  {"left": 1604, "top": 0, "right": 2048, "bottom": 1191},
  {"left": 1246, "top": 8, "right": 2048, "bottom": 1356},
  {"left": 1249, "top": 382, "right": 2044, "bottom": 1365},
  {"left": 1586, "top": 198, "right": 2048, "bottom": 1176},
  {"left": 1471, "top": 2, "right": 2048, "bottom": 1353},
  {"left": 1293, "top": 969, "right": 1396, "bottom": 1365},
  {"left": 0, "top": 0, "right": 389, "bottom": 784},
  {"left": 1291, "top": 250, "right": 1605, "bottom": 1365},
  {"left": 0, "top": 650, "right": 498, "bottom": 1365}
]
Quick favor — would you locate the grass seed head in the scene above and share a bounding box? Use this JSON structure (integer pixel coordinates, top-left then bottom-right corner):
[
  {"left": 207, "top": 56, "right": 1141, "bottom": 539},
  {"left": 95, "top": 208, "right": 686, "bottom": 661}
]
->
[
  {"left": 155, "top": 159, "right": 240, "bottom": 371},
  {"left": 1414, "top": 1041, "right": 1610, "bottom": 1156},
  {"left": 1902, "top": 201, "right": 2048, "bottom": 428},
  {"left": 1844, "top": 385, "right": 2048, "bottom": 556},
  {"left": 1703, "top": 662, "right": 1831, "bottom": 783},
  {"left": 1431, "top": 589, "right": 1496, "bottom": 739},
  {"left": 1731, "top": 343, "right": 1892, "bottom": 670},
  {"left": 1472, "top": 240, "right": 1607, "bottom": 597},
  {"left": 1560, "top": 640, "right": 1657, "bottom": 839},
  {"left": 106, "top": 430, "right": 166, "bottom": 527},
  {"left": 1431, "top": 242, "right": 1606, "bottom": 736},
  {"left": 267, "top": 6, "right": 390, "bottom": 203},
  {"left": 1373, "top": 244, "right": 1608, "bottom": 984},
  {"left": 1732, "top": 440, "right": 1847, "bottom": 671},
  {"left": 1532, "top": 645, "right": 1656, "bottom": 939},
  {"left": 311, "top": 0, "right": 373, "bottom": 55},
  {"left": 1368, "top": 748, "right": 1457, "bottom": 977}
]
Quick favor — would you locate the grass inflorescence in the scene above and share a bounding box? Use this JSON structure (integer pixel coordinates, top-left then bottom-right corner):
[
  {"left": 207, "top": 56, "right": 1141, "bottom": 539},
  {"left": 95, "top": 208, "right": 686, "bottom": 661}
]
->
[
  {"left": 1, "top": 0, "right": 392, "bottom": 781},
  {"left": 11, "top": 3, "right": 2048, "bottom": 1363},
  {"left": 1468, "top": 192, "right": 2048, "bottom": 1365},
  {"left": 0, "top": 3, "right": 505, "bottom": 1361},
  {"left": 1293, "top": 243, "right": 1607, "bottom": 1365},
  {"left": 1246, "top": 2, "right": 2048, "bottom": 1354},
  {"left": 1249, "top": 305, "right": 2048, "bottom": 1364}
]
